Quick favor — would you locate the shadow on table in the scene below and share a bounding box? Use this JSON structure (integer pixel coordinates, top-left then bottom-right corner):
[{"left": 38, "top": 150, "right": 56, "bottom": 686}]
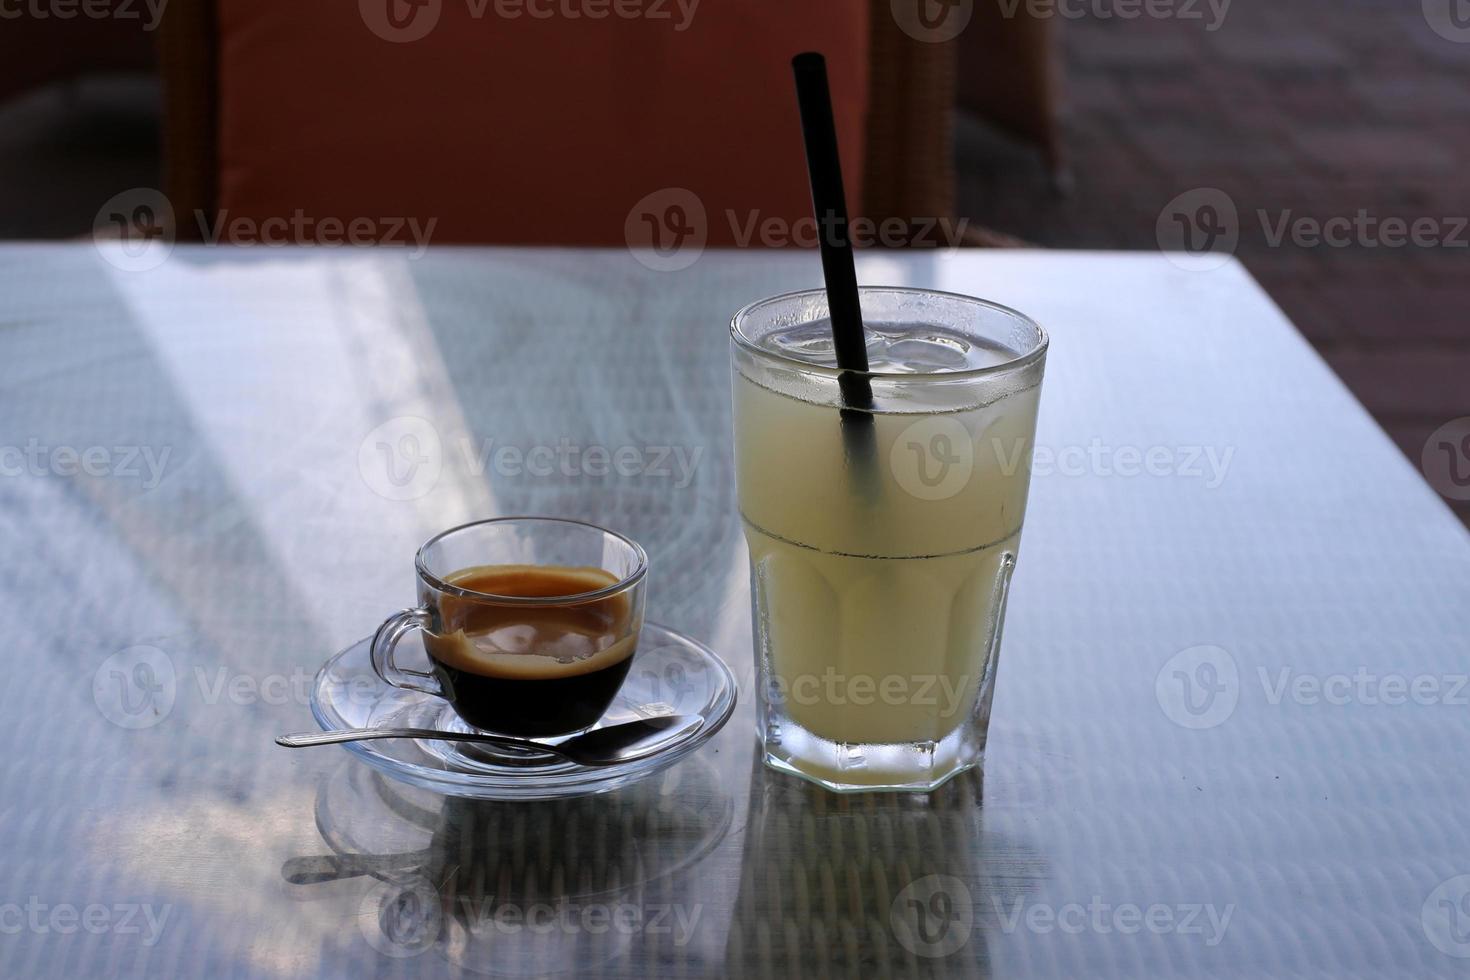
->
[
  {"left": 723, "top": 751, "right": 1029, "bottom": 978},
  {"left": 282, "top": 756, "right": 733, "bottom": 976}
]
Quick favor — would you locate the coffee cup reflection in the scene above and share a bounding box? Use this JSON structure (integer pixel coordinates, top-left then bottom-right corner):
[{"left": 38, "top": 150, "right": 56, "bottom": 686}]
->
[{"left": 284, "top": 757, "right": 730, "bottom": 974}]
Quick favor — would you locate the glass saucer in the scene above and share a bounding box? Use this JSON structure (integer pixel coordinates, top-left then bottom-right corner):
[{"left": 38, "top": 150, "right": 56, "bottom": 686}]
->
[{"left": 309, "top": 622, "right": 739, "bottom": 800}]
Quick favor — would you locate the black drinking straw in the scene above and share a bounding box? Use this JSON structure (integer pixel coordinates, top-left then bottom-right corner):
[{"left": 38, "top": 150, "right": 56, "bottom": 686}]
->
[{"left": 791, "top": 52, "right": 879, "bottom": 489}]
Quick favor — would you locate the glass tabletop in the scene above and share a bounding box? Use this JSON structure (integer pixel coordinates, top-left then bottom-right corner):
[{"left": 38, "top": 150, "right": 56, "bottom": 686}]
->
[{"left": 1, "top": 244, "right": 1467, "bottom": 977}]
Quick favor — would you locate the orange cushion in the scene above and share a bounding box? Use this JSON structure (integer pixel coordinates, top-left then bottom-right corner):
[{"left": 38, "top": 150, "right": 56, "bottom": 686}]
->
[{"left": 214, "top": 1, "right": 869, "bottom": 247}]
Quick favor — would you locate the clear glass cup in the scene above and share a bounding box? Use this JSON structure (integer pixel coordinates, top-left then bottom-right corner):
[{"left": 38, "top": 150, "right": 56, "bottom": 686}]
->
[
  {"left": 730, "top": 287, "right": 1048, "bottom": 791},
  {"left": 370, "top": 517, "right": 648, "bottom": 738}
]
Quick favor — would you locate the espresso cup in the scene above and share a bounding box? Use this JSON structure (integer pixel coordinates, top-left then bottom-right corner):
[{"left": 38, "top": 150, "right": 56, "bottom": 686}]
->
[{"left": 370, "top": 518, "right": 648, "bottom": 737}]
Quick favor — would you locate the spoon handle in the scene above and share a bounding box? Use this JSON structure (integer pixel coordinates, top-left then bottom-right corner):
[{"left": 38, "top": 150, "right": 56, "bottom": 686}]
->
[{"left": 276, "top": 727, "right": 567, "bottom": 758}]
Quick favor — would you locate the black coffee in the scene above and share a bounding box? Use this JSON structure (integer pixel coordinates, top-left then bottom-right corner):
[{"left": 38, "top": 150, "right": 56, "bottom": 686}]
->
[{"left": 422, "top": 565, "right": 638, "bottom": 737}]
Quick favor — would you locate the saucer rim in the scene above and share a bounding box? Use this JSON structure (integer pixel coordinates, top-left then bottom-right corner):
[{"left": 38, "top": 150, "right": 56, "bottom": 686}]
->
[{"left": 308, "top": 621, "right": 739, "bottom": 800}]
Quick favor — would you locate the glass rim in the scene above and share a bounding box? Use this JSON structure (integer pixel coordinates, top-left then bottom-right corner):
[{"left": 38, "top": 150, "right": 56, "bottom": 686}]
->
[
  {"left": 729, "top": 285, "right": 1049, "bottom": 381},
  {"left": 415, "top": 516, "right": 648, "bottom": 606}
]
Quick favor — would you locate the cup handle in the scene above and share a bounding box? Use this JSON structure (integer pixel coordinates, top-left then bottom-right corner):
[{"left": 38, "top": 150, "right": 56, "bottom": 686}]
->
[{"left": 370, "top": 607, "right": 443, "bottom": 697}]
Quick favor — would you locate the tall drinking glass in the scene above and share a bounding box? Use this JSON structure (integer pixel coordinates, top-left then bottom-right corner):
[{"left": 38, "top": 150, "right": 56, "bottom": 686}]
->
[{"left": 730, "top": 287, "right": 1048, "bottom": 791}]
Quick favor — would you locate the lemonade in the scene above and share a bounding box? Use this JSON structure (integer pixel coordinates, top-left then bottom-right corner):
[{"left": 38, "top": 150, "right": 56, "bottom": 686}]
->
[{"left": 731, "top": 288, "right": 1047, "bottom": 790}]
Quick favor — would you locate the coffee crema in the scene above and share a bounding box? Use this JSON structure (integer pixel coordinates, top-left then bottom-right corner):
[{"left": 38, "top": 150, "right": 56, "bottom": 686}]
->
[{"left": 422, "top": 564, "right": 640, "bottom": 736}]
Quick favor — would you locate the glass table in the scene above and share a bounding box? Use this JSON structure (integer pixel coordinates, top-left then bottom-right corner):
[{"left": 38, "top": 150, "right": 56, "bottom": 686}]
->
[{"left": 1, "top": 243, "right": 1467, "bottom": 977}]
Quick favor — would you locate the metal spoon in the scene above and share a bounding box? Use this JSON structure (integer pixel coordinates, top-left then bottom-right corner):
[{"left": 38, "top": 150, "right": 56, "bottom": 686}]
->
[{"left": 275, "top": 714, "right": 701, "bottom": 767}]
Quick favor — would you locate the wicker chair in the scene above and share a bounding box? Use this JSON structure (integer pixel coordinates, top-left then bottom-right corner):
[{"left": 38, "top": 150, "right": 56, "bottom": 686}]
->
[{"left": 157, "top": 1, "right": 1001, "bottom": 246}]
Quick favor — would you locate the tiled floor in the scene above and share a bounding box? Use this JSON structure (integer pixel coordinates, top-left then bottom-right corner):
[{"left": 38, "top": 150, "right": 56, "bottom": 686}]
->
[{"left": 955, "top": 0, "right": 1470, "bottom": 526}]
